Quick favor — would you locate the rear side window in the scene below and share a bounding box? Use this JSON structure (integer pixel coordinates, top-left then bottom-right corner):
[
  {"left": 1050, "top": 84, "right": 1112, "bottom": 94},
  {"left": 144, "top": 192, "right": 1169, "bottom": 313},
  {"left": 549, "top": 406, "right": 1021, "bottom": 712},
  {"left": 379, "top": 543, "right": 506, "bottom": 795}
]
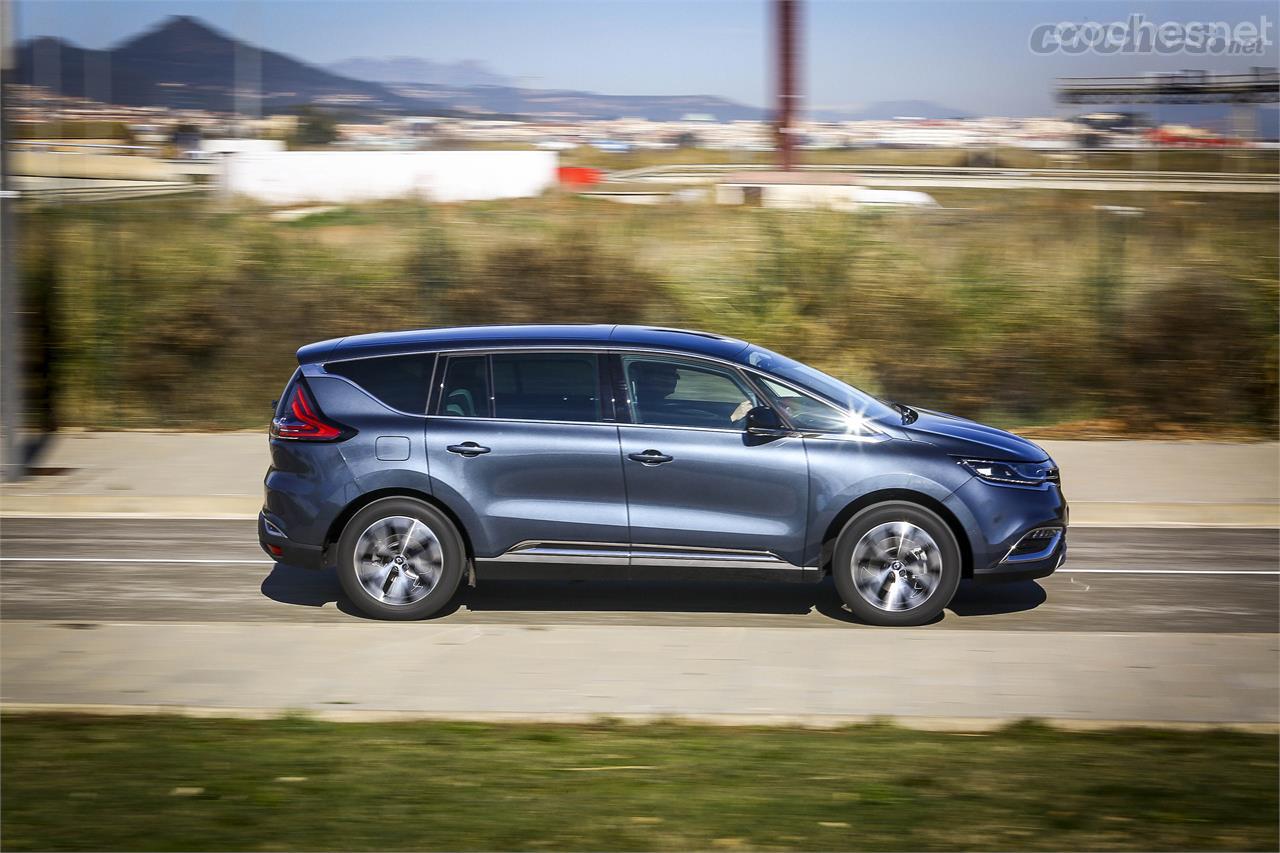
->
[
  {"left": 438, "top": 355, "right": 490, "bottom": 418},
  {"left": 325, "top": 353, "right": 436, "bottom": 414},
  {"left": 493, "top": 353, "right": 602, "bottom": 422}
]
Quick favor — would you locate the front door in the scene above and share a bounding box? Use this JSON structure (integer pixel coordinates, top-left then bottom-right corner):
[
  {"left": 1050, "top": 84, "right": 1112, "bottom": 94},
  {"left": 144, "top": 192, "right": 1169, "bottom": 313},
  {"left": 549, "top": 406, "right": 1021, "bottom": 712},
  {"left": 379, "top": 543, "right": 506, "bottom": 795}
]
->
[
  {"left": 614, "top": 354, "right": 810, "bottom": 569},
  {"left": 426, "top": 351, "right": 629, "bottom": 559}
]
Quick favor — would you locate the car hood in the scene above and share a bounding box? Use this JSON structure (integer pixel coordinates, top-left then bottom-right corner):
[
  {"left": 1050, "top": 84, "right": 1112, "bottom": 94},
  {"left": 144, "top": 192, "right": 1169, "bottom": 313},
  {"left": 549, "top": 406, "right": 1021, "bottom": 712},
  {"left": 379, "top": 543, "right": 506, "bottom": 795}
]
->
[{"left": 900, "top": 408, "right": 1048, "bottom": 462}]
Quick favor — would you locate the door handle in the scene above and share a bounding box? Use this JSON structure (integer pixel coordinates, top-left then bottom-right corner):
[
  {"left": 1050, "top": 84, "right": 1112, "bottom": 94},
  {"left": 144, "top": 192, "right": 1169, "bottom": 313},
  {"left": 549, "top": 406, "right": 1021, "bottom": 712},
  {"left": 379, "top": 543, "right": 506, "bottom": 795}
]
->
[
  {"left": 627, "top": 449, "right": 673, "bottom": 466},
  {"left": 447, "top": 442, "right": 491, "bottom": 457}
]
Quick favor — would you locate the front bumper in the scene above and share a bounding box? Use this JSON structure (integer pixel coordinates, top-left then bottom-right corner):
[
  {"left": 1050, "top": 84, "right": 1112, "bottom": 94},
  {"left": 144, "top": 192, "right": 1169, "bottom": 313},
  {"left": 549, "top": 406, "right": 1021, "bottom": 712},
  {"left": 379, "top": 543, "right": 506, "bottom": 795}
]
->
[
  {"left": 258, "top": 510, "right": 325, "bottom": 569},
  {"left": 972, "top": 533, "right": 1066, "bottom": 584},
  {"left": 944, "top": 474, "right": 1069, "bottom": 584}
]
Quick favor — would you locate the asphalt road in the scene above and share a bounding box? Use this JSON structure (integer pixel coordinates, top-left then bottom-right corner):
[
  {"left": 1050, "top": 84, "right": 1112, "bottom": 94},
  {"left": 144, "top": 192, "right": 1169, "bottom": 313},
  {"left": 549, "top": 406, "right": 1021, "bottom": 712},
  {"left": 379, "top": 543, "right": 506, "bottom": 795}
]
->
[{"left": 1, "top": 519, "right": 1276, "bottom": 632}]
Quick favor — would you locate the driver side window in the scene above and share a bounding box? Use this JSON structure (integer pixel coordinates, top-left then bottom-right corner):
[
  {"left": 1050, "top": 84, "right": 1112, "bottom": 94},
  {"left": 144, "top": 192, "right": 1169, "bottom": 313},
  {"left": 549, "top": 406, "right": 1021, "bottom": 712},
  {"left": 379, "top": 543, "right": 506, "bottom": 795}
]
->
[
  {"left": 622, "top": 356, "right": 759, "bottom": 429},
  {"left": 757, "top": 376, "right": 856, "bottom": 433}
]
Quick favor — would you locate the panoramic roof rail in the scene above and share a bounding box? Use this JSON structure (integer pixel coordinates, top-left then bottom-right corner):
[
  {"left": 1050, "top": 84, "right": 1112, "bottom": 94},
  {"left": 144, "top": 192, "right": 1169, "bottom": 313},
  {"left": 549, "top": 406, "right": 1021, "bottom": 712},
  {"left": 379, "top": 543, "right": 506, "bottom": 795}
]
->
[{"left": 642, "top": 327, "right": 733, "bottom": 341}]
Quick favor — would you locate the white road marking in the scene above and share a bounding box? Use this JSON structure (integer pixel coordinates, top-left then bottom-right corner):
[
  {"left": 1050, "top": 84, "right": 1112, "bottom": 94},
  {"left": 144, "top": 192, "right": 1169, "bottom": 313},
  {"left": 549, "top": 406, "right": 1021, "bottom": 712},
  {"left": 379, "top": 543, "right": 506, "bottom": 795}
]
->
[
  {"left": 0, "top": 558, "right": 1277, "bottom": 575},
  {"left": 0, "top": 557, "right": 273, "bottom": 565},
  {"left": 1062, "top": 568, "right": 1280, "bottom": 575},
  {"left": 2, "top": 514, "right": 1276, "bottom": 529}
]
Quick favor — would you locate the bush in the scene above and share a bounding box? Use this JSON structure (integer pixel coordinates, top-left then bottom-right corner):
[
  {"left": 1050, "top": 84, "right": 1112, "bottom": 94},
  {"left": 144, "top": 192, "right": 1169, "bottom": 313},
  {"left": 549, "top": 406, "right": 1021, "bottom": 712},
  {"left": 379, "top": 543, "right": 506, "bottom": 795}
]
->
[
  {"left": 1122, "top": 270, "right": 1277, "bottom": 426},
  {"left": 438, "top": 229, "right": 662, "bottom": 325},
  {"left": 16, "top": 193, "right": 1278, "bottom": 434}
]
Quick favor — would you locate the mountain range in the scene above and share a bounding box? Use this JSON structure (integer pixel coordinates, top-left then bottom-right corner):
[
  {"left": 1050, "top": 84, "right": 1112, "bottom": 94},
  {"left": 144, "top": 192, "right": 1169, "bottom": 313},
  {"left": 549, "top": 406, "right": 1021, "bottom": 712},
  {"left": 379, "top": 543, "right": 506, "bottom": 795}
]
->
[
  {"left": 22, "top": 14, "right": 1262, "bottom": 131},
  {"left": 16, "top": 15, "right": 771, "bottom": 121},
  {"left": 326, "top": 56, "right": 515, "bottom": 89},
  {"left": 17, "top": 16, "right": 439, "bottom": 115},
  {"left": 18, "top": 15, "right": 980, "bottom": 123}
]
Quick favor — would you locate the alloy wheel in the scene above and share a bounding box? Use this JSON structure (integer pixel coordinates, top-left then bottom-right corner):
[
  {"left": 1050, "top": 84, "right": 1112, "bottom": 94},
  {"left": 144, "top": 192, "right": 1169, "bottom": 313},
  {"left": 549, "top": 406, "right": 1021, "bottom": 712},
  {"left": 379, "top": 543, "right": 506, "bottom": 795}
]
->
[
  {"left": 850, "top": 521, "right": 943, "bottom": 612},
  {"left": 352, "top": 515, "right": 444, "bottom": 605}
]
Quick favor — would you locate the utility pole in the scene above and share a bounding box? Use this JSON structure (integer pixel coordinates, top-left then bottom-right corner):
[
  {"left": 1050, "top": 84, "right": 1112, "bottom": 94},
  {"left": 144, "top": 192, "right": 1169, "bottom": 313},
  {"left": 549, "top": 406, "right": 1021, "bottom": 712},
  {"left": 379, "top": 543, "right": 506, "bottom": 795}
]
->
[
  {"left": 0, "top": 0, "right": 23, "bottom": 482},
  {"left": 775, "top": 0, "right": 800, "bottom": 171}
]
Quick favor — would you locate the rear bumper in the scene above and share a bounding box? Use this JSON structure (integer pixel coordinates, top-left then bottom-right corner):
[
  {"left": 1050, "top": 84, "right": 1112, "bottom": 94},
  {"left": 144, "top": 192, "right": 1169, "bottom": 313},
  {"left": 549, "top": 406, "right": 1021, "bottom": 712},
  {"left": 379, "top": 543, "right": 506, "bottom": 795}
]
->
[{"left": 258, "top": 510, "right": 325, "bottom": 569}]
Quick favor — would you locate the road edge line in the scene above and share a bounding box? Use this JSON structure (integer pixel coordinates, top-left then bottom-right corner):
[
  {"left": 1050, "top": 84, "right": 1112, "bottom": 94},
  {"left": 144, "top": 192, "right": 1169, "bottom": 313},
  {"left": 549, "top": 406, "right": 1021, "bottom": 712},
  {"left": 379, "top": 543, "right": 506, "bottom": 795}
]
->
[{"left": 2, "top": 702, "right": 1276, "bottom": 732}]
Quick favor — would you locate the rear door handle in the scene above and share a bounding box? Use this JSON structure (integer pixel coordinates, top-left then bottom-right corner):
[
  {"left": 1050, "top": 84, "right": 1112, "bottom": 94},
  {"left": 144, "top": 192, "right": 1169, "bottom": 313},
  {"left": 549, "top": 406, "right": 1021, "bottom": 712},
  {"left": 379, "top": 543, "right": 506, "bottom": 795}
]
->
[
  {"left": 627, "top": 449, "right": 673, "bottom": 466},
  {"left": 447, "top": 442, "right": 491, "bottom": 457}
]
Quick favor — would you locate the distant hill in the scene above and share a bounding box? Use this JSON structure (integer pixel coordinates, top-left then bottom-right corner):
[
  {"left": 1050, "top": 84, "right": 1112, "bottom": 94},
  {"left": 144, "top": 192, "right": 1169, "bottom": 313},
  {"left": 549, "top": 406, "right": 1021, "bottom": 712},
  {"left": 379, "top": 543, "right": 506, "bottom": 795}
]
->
[
  {"left": 15, "top": 14, "right": 987, "bottom": 126},
  {"left": 16, "top": 15, "right": 446, "bottom": 115},
  {"left": 381, "top": 81, "right": 765, "bottom": 121},
  {"left": 830, "top": 100, "right": 974, "bottom": 121},
  {"left": 327, "top": 56, "right": 514, "bottom": 88},
  {"left": 17, "top": 14, "right": 762, "bottom": 122}
]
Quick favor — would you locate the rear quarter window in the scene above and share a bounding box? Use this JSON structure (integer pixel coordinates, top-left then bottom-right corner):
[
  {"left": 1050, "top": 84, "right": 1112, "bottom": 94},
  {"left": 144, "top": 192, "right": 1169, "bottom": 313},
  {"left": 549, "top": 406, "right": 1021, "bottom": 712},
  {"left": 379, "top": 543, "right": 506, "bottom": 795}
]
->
[{"left": 325, "top": 353, "right": 436, "bottom": 414}]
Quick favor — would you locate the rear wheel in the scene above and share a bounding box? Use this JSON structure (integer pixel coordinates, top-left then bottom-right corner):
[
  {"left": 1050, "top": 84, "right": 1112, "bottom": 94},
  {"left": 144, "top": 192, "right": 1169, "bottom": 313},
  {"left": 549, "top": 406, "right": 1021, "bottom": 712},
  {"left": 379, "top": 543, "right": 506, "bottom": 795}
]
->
[
  {"left": 832, "top": 501, "right": 961, "bottom": 627},
  {"left": 336, "top": 497, "right": 465, "bottom": 620}
]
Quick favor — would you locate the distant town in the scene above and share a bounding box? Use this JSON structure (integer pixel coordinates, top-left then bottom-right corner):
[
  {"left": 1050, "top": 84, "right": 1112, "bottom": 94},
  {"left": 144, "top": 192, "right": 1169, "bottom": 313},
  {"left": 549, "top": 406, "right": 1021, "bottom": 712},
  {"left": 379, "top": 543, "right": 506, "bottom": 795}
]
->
[{"left": 12, "top": 15, "right": 1276, "bottom": 160}]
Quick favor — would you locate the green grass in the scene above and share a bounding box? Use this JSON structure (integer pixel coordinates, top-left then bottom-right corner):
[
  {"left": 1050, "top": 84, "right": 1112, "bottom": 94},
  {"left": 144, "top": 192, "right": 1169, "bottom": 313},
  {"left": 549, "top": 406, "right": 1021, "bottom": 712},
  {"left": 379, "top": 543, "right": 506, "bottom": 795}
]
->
[{"left": 2, "top": 714, "right": 1276, "bottom": 851}]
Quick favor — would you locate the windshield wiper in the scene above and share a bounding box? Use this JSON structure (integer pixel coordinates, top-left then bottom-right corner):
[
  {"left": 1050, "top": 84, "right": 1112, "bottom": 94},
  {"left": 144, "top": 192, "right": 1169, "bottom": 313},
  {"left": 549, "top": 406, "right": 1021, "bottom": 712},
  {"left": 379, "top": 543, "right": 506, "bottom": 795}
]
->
[{"left": 889, "top": 401, "right": 919, "bottom": 425}]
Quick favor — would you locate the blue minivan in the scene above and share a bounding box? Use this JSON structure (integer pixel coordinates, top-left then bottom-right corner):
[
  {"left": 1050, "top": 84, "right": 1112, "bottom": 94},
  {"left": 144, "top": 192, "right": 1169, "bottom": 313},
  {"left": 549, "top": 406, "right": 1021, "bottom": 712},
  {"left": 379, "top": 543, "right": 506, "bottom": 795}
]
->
[{"left": 261, "top": 325, "right": 1066, "bottom": 626}]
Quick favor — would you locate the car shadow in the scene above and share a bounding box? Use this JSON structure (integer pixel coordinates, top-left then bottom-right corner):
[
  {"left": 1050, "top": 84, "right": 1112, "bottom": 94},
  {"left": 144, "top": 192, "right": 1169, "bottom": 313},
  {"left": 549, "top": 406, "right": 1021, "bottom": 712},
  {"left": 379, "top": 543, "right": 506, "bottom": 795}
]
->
[{"left": 261, "top": 562, "right": 1047, "bottom": 624}]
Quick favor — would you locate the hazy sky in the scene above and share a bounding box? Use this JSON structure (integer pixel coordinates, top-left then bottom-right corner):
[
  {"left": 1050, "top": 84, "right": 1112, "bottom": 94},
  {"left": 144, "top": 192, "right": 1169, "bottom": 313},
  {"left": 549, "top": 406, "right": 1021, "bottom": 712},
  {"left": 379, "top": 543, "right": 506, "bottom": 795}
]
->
[{"left": 16, "top": 0, "right": 1279, "bottom": 115}]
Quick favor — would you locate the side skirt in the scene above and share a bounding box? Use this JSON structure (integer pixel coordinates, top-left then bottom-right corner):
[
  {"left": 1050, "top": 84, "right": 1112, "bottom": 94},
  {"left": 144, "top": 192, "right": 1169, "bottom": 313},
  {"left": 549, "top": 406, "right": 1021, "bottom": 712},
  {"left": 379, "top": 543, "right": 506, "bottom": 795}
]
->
[{"left": 474, "top": 541, "right": 824, "bottom": 584}]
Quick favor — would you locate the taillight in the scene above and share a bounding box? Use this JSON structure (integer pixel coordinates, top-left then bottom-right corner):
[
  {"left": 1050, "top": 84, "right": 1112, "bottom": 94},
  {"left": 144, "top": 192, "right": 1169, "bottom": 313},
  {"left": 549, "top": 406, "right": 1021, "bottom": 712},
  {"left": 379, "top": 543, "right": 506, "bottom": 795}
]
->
[{"left": 271, "top": 382, "right": 352, "bottom": 441}]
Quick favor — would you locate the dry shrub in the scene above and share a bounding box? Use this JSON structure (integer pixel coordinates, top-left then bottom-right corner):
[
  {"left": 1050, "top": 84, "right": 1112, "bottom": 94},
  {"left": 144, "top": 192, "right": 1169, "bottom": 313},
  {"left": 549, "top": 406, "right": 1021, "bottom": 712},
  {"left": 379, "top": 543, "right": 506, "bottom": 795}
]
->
[
  {"left": 1122, "top": 270, "right": 1276, "bottom": 426},
  {"left": 440, "top": 229, "right": 661, "bottom": 325}
]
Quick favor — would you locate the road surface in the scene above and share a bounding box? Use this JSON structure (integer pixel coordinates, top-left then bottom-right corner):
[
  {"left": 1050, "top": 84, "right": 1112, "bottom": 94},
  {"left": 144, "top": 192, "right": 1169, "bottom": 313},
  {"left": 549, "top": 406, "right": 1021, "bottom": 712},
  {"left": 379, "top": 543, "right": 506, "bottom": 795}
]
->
[
  {"left": 1, "top": 520, "right": 1275, "bottom": 630},
  {"left": 2, "top": 520, "right": 1276, "bottom": 726}
]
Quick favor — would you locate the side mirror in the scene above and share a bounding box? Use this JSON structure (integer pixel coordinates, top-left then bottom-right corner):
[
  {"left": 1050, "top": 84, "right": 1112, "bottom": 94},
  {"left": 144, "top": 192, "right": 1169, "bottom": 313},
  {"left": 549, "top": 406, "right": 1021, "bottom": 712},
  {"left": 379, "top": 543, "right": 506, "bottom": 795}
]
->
[{"left": 745, "top": 405, "right": 786, "bottom": 436}]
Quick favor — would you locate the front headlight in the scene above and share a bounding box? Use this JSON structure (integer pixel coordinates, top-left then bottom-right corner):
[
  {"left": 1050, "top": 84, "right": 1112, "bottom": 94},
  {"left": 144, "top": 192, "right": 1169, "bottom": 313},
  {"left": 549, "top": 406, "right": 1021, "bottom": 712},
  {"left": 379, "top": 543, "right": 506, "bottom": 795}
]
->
[{"left": 958, "top": 457, "right": 1058, "bottom": 486}]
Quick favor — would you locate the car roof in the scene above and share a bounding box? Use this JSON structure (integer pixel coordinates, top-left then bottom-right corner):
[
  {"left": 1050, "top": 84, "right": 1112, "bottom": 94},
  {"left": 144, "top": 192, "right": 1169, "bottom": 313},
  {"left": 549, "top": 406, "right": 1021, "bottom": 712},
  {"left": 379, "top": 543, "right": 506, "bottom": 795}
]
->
[{"left": 298, "top": 324, "right": 753, "bottom": 364}]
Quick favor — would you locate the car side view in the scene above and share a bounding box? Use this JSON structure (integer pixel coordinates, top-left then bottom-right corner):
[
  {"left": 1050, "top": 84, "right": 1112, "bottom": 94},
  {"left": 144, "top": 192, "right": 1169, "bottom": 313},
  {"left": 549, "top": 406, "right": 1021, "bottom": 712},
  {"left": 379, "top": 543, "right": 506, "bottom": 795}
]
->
[{"left": 260, "top": 325, "right": 1067, "bottom": 626}]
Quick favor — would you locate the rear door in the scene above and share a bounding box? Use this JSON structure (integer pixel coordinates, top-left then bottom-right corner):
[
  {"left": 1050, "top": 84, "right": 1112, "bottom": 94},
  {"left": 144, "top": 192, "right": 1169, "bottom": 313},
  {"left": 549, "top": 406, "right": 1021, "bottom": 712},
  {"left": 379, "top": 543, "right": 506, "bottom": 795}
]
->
[
  {"left": 425, "top": 350, "right": 629, "bottom": 559},
  {"left": 613, "top": 353, "right": 811, "bottom": 569}
]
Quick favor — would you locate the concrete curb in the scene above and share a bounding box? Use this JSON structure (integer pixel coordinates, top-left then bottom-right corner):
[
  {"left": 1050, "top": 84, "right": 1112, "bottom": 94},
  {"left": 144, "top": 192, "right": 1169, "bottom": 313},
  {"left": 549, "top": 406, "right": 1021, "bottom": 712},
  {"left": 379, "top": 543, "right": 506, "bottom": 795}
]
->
[
  {"left": 2, "top": 702, "right": 1276, "bottom": 733},
  {"left": 2, "top": 496, "right": 1277, "bottom": 527}
]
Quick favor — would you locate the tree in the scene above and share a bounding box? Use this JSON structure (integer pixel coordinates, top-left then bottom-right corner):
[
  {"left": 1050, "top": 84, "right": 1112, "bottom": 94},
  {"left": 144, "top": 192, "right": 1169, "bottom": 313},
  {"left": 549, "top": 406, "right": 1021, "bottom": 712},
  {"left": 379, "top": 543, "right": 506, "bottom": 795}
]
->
[{"left": 292, "top": 106, "right": 338, "bottom": 147}]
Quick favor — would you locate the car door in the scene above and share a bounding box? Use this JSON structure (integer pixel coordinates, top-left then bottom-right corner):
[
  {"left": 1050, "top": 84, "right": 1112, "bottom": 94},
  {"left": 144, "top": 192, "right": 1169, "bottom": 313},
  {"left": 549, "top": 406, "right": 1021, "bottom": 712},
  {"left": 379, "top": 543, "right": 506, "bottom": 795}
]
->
[
  {"left": 425, "top": 350, "right": 629, "bottom": 559},
  {"left": 613, "top": 353, "right": 811, "bottom": 570}
]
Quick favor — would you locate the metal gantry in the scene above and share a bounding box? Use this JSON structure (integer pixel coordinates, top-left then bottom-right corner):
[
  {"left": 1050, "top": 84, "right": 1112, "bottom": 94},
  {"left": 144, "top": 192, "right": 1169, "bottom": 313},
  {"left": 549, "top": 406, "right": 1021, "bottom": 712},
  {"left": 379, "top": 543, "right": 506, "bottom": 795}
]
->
[{"left": 1057, "top": 69, "right": 1279, "bottom": 105}]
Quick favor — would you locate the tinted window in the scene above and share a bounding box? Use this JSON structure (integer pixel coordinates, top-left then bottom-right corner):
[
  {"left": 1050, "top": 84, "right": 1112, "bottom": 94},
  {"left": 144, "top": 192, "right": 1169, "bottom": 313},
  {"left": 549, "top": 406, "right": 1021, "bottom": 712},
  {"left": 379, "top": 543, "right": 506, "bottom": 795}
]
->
[
  {"left": 493, "top": 353, "right": 602, "bottom": 422},
  {"left": 744, "top": 345, "right": 898, "bottom": 422},
  {"left": 622, "top": 356, "right": 759, "bottom": 429},
  {"left": 325, "top": 354, "right": 435, "bottom": 414},
  {"left": 438, "top": 355, "right": 489, "bottom": 418},
  {"left": 758, "top": 376, "right": 857, "bottom": 433}
]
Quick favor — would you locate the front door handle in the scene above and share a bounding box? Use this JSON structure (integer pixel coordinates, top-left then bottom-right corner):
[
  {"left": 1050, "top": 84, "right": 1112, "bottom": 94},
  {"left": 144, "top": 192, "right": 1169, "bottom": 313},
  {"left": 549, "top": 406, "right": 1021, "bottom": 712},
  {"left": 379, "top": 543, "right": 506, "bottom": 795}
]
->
[
  {"left": 447, "top": 442, "right": 491, "bottom": 457},
  {"left": 627, "top": 449, "right": 673, "bottom": 466}
]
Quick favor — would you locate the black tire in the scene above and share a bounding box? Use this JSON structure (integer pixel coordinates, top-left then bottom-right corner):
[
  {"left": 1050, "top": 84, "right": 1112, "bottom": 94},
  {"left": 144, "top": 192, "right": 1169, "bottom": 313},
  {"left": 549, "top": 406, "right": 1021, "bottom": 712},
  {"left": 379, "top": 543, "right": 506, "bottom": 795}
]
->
[
  {"left": 831, "top": 501, "right": 962, "bottom": 627},
  {"left": 336, "top": 497, "right": 466, "bottom": 620}
]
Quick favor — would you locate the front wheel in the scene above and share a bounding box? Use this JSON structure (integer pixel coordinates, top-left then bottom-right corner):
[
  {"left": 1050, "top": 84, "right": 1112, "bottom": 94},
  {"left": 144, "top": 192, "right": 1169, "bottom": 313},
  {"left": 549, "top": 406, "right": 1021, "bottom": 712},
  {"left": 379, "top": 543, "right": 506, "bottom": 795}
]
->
[
  {"left": 831, "top": 501, "right": 961, "bottom": 627},
  {"left": 336, "top": 497, "right": 466, "bottom": 620}
]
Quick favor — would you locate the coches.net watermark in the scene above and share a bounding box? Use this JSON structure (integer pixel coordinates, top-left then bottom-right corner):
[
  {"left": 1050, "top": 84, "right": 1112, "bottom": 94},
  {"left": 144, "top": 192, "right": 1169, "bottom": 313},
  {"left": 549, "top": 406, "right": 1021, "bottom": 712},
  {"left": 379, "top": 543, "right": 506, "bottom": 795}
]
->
[{"left": 1030, "top": 14, "right": 1273, "bottom": 55}]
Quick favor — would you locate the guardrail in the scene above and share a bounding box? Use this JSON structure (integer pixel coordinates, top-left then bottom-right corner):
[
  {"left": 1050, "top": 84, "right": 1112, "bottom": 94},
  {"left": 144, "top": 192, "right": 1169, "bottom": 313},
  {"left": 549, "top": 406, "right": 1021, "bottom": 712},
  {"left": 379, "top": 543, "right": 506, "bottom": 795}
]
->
[
  {"left": 607, "top": 162, "right": 1280, "bottom": 181},
  {"left": 11, "top": 177, "right": 210, "bottom": 203},
  {"left": 604, "top": 163, "right": 1280, "bottom": 194}
]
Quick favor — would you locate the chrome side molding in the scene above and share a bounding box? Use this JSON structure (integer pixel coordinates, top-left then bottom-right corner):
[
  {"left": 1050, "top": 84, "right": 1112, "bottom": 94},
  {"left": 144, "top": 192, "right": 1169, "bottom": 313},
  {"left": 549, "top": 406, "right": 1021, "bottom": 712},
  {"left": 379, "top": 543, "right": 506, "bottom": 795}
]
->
[{"left": 482, "top": 541, "right": 818, "bottom": 571}]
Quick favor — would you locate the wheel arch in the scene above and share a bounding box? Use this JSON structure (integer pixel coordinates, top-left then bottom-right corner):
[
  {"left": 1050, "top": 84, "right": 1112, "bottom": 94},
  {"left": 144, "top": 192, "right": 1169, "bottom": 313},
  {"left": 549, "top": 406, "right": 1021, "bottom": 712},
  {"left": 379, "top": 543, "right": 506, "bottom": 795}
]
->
[
  {"left": 820, "top": 489, "right": 974, "bottom": 578},
  {"left": 323, "top": 488, "right": 475, "bottom": 564}
]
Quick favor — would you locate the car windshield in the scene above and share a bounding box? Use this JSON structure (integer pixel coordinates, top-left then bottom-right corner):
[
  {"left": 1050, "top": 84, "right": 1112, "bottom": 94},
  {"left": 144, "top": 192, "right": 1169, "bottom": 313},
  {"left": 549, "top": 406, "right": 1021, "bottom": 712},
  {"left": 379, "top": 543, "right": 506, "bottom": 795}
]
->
[{"left": 744, "top": 346, "right": 899, "bottom": 423}]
